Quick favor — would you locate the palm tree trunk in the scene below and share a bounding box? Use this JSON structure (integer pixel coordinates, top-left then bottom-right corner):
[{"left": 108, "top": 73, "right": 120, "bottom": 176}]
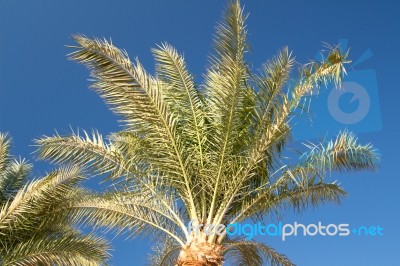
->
[{"left": 176, "top": 239, "right": 223, "bottom": 266}]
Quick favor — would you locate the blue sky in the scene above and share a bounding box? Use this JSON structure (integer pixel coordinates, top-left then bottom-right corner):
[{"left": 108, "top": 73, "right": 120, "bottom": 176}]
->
[{"left": 1, "top": 0, "right": 399, "bottom": 265}]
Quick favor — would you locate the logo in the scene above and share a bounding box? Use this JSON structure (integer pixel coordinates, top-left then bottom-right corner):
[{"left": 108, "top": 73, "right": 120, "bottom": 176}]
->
[
  {"left": 328, "top": 81, "right": 370, "bottom": 124},
  {"left": 188, "top": 220, "right": 383, "bottom": 241}
]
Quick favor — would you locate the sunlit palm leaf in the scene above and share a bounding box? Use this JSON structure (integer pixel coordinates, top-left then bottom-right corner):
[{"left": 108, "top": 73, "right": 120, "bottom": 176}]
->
[
  {"left": 0, "top": 134, "right": 110, "bottom": 265},
  {"left": 224, "top": 240, "right": 295, "bottom": 266},
  {"left": 1, "top": 232, "right": 109, "bottom": 266}
]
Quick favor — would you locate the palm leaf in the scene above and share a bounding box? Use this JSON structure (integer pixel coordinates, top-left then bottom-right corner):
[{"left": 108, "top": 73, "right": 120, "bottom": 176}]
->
[
  {"left": 66, "top": 36, "right": 198, "bottom": 217},
  {"left": 1, "top": 232, "right": 109, "bottom": 266},
  {"left": 71, "top": 189, "right": 185, "bottom": 246},
  {"left": 223, "top": 240, "right": 294, "bottom": 266},
  {"left": 205, "top": 0, "right": 249, "bottom": 224}
]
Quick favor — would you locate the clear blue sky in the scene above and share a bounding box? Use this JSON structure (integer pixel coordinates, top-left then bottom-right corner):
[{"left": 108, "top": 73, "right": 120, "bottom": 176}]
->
[{"left": 1, "top": 0, "right": 399, "bottom": 265}]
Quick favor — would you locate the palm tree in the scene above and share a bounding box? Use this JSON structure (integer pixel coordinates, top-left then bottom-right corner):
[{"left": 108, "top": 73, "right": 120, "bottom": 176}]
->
[
  {"left": 36, "top": 1, "right": 378, "bottom": 265},
  {"left": 0, "top": 133, "right": 110, "bottom": 265}
]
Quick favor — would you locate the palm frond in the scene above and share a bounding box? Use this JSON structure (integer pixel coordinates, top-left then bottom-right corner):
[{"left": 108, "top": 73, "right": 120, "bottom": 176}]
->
[
  {"left": 211, "top": 43, "right": 351, "bottom": 230},
  {"left": 0, "top": 165, "right": 85, "bottom": 237},
  {"left": 290, "top": 45, "right": 350, "bottom": 109},
  {"left": 205, "top": 0, "right": 249, "bottom": 224},
  {"left": 36, "top": 131, "right": 190, "bottom": 239},
  {"left": 211, "top": 48, "right": 296, "bottom": 226},
  {"left": 301, "top": 130, "right": 378, "bottom": 172},
  {"left": 223, "top": 240, "right": 295, "bottom": 266},
  {"left": 0, "top": 134, "right": 110, "bottom": 265},
  {"left": 1, "top": 232, "right": 109, "bottom": 266},
  {"left": 0, "top": 133, "right": 11, "bottom": 174},
  {"left": 228, "top": 180, "right": 345, "bottom": 227},
  {"left": 255, "top": 46, "right": 294, "bottom": 120},
  {"left": 71, "top": 190, "right": 186, "bottom": 246},
  {"left": 147, "top": 236, "right": 181, "bottom": 266},
  {"left": 0, "top": 159, "right": 31, "bottom": 203},
  {"left": 65, "top": 36, "right": 199, "bottom": 217},
  {"left": 35, "top": 130, "right": 128, "bottom": 179},
  {"left": 152, "top": 43, "right": 205, "bottom": 150}
]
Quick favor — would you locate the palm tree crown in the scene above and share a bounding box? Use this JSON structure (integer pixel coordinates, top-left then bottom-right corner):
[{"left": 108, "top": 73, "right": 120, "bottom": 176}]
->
[
  {"left": 0, "top": 133, "right": 110, "bottom": 265},
  {"left": 36, "top": 1, "right": 378, "bottom": 265}
]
